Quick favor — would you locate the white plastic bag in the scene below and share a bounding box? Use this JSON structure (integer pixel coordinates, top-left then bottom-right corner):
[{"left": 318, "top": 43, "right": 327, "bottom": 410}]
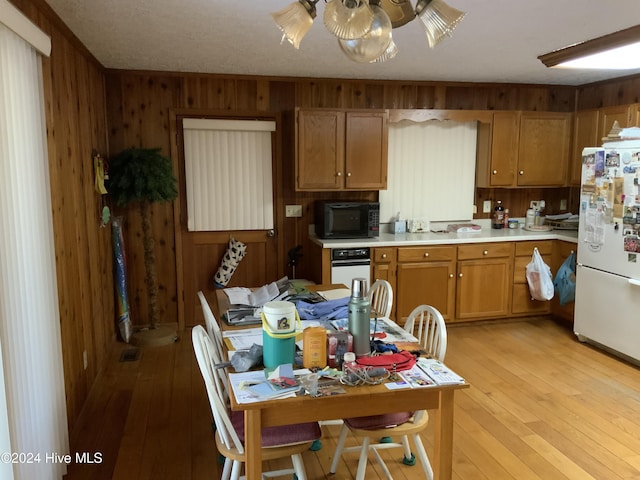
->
[{"left": 526, "top": 247, "right": 554, "bottom": 301}]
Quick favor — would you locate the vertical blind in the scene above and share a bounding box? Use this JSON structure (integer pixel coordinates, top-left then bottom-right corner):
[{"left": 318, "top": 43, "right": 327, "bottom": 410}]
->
[
  {"left": 183, "top": 118, "right": 276, "bottom": 231},
  {"left": 0, "top": 7, "right": 68, "bottom": 480},
  {"left": 380, "top": 120, "right": 477, "bottom": 224}
]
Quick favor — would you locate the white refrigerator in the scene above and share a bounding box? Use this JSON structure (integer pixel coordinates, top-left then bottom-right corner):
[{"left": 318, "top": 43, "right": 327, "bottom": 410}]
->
[{"left": 575, "top": 140, "right": 640, "bottom": 365}]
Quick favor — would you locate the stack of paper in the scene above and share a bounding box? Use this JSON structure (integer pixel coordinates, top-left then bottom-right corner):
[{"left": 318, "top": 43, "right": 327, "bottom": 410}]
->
[{"left": 416, "top": 358, "right": 465, "bottom": 385}]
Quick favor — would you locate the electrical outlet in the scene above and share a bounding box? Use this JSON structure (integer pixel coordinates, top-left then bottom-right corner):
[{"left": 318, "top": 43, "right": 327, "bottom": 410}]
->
[
  {"left": 285, "top": 205, "right": 302, "bottom": 217},
  {"left": 560, "top": 199, "right": 567, "bottom": 210},
  {"left": 483, "top": 200, "right": 491, "bottom": 213},
  {"left": 473, "top": 204, "right": 477, "bottom": 214}
]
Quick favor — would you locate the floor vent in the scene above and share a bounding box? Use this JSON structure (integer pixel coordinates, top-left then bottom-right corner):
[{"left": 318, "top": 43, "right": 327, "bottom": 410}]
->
[{"left": 120, "top": 348, "right": 140, "bottom": 362}]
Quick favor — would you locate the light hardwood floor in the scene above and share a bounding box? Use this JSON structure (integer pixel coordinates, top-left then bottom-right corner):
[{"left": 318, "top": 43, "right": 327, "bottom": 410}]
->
[{"left": 64, "top": 318, "right": 640, "bottom": 480}]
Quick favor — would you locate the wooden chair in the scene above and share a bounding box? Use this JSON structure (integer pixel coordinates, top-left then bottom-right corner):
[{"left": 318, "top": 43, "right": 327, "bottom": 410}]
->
[
  {"left": 192, "top": 325, "right": 321, "bottom": 480},
  {"left": 330, "top": 305, "right": 447, "bottom": 480},
  {"left": 197, "top": 290, "right": 225, "bottom": 358},
  {"left": 367, "top": 279, "right": 393, "bottom": 319},
  {"left": 403, "top": 304, "right": 447, "bottom": 360}
]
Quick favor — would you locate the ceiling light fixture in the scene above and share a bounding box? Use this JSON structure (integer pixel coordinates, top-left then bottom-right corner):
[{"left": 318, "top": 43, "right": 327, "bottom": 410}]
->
[
  {"left": 538, "top": 24, "right": 640, "bottom": 70},
  {"left": 271, "top": 0, "right": 466, "bottom": 63}
]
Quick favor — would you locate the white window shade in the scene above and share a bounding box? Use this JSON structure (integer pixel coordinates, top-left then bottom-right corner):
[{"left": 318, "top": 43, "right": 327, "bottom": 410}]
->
[
  {"left": 183, "top": 118, "right": 276, "bottom": 231},
  {"left": 380, "top": 120, "right": 477, "bottom": 224}
]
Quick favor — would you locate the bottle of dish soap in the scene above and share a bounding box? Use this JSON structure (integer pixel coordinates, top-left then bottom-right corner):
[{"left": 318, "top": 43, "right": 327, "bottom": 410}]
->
[{"left": 492, "top": 201, "right": 504, "bottom": 229}]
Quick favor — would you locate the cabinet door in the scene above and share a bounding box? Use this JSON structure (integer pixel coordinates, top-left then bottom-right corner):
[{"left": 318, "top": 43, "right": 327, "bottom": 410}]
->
[
  {"left": 345, "top": 111, "right": 388, "bottom": 190},
  {"left": 396, "top": 262, "right": 455, "bottom": 324},
  {"left": 517, "top": 112, "right": 571, "bottom": 186},
  {"left": 296, "top": 109, "right": 345, "bottom": 190},
  {"left": 598, "top": 105, "right": 631, "bottom": 139},
  {"left": 570, "top": 109, "right": 599, "bottom": 186},
  {"left": 629, "top": 103, "right": 640, "bottom": 127},
  {"left": 489, "top": 111, "right": 519, "bottom": 186},
  {"left": 456, "top": 258, "right": 511, "bottom": 320}
]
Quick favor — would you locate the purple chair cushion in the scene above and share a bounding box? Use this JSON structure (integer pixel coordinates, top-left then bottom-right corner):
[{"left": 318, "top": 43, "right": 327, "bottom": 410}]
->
[
  {"left": 345, "top": 412, "right": 414, "bottom": 430},
  {"left": 230, "top": 411, "right": 321, "bottom": 447}
]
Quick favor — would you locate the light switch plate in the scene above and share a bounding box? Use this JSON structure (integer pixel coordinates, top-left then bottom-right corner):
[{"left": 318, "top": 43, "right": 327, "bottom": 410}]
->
[
  {"left": 483, "top": 200, "right": 491, "bottom": 213},
  {"left": 285, "top": 205, "right": 302, "bottom": 217},
  {"left": 560, "top": 199, "right": 567, "bottom": 210}
]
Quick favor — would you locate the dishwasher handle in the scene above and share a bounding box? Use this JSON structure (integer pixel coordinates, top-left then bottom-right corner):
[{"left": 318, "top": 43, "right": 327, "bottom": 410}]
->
[{"left": 331, "top": 259, "right": 371, "bottom": 267}]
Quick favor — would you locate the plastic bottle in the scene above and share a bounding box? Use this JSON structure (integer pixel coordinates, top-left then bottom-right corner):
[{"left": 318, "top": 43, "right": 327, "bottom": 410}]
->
[
  {"left": 502, "top": 208, "right": 509, "bottom": 229},
  {"left": 525, "top": 208, "right": 535, "bottom": 229},
  {"left": 303, "top": 326, "right": 327, "bottom": 369},
  {"left": 492, "top": 201, "right": 504, "bottom": 229},
  {"left": 348, "top": 278, "right": 371, "bottom": 357},
  {"left": 342, "top": 352, "right": 359, "bottom": 383}
]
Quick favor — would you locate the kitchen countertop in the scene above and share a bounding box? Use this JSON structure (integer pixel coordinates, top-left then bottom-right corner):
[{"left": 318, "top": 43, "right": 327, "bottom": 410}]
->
[{"left": 311, "top": 221, "right": 578, "bottom": 249}]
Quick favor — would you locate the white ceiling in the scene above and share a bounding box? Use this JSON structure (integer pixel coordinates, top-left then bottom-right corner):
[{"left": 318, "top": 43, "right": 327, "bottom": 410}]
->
[{"left": 44, "top": 0, "right": 640, "bottom": 86}]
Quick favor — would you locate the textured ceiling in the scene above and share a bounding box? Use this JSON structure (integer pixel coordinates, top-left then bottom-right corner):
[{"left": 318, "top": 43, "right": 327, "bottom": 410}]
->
[{"left": 44, "top": 0, "right": 640, "bottom": 86}]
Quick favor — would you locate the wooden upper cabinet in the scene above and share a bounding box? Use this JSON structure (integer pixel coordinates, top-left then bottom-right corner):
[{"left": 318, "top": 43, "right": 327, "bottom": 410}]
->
[
  {"left": 570, "top": 109, "right": 599, "bottom": 186},
  {"left": 477, "top": 111, "right": 572, "bottom": 187},
  {"left": 296, "top": 109, "right": 345, "bottom": 190},
  {"left": 295, "top": 108, "right": 388, "bottom": 191},
  {"left": 487, "top": 111, "right": 519, "bottom": 186},
  {"left": 598, "top": 104, "right": 633, "bottom": 139},
  {"left": 631, "top": 103, "right": 640, "bottom": 127},
  {"left": 517, "top": 112, "right": 572, "bottom": 186}
]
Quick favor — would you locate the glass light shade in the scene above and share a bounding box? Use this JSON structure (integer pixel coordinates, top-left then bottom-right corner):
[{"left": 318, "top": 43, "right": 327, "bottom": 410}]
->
[
  {"left": 323, "top": 0, "right": 374, "bottom": 40},
  {"left": 379, "top": 0, "right": 415, "bottom": 28},
  {"left": 372, "top": 38, "right": 398, "bottom": 62},
  {"left": 271, "top": 0, "right": 317, "bottom": 49},
  {"left": 338, "top": 4, "right": 392, "bottom": 63},
  {"left": 415, "top": 0, "right": 465, "bottom": 48}
]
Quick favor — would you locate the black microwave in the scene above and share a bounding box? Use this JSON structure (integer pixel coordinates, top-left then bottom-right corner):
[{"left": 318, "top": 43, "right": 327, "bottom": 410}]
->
[{"left": 315, "top": 201, "right": 380, "bottom": 239}]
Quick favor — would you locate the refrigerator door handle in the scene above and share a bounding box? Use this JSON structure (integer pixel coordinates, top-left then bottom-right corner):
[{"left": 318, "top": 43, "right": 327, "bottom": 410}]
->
[{"left": 628, "top": 278, "right": 640, "bottom": 287}]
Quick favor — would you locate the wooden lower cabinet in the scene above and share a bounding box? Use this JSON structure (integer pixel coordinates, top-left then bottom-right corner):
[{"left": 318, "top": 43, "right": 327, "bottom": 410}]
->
[
  {"left": 511, "top": 241, "right": 553, "bottom": 315},
  {"left": 371, "top": 247, "right": 397, "bottom": 319},
  {"left": 455, "top": 243, "right": 513, "bottom": 321},
  {"left": 395, "top": 246, "right": 456, "bottom": 325},
  {"left": 345, "top": 238, "right": 575, "bottom": 325}
]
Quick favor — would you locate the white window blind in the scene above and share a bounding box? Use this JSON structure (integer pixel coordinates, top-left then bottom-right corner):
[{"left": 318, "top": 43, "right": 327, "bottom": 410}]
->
[
  {"left": 380, "top": 120, "right": 477, "bottom": 224},
  {"left": 0, "top": 11, "right": 68, "bottom": 480},
  {"left": 183, "top": 118, "right": 276, "bottom": 231}
]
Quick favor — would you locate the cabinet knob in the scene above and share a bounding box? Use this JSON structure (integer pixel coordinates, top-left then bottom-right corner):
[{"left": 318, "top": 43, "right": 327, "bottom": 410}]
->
[
  {"left": 381, "top": 254, "right": 387, "bottom": 259},
  {"left": 519, "top": 170, "right": 524, "bottom": 175},
  {"left": 347, "top": 172, "right": 352, "bottom": 177},
  {"left": 483, "top": 250, "right": 488, "bottom": 255},
  {"left": 337, "top": 172, "right": 342, "bottom": 177},
  {"left": 458, "top": 273, "right": 463, "bottom": 278},
  {"left": 449, "top": 273, "right": 454, "bottom": 278},
  {"left": 424, "top": 252, "right": 429, "bottom": 257},
  {"left": 492, "top": 170, "right": 497, "bottom": 175}
]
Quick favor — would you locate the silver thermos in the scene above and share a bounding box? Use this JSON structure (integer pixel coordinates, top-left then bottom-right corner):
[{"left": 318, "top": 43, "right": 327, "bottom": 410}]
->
[{"left": 348, "top": 278, "right": 371, "bottom": 357}]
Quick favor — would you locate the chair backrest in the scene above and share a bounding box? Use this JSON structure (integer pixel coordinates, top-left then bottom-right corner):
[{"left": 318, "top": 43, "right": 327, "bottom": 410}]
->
[
  {"left": 196, "top": 292, "right": 230, "bottom": 403},
  {"left": 197, "top": 291, "right": 225, "bottom": 359},
  {"left": 404, "top": 305, "right": 447, "bottom": 361},
  {"left": 367, "top": 279, "right": 393, "bottom": 319},
  {"left": 192, "top": 325, "right": 244, "bottom": 454}
]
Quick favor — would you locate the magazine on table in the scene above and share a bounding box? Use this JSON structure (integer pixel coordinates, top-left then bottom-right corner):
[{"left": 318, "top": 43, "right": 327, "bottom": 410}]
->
[{"left": 416, "top": 358, "right": 465, "bottom": 385}]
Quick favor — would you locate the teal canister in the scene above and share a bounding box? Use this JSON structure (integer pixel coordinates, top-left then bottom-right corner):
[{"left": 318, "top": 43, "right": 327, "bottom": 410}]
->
[{"left": 348, "top": 278, "right": 371, "bottom": 357}]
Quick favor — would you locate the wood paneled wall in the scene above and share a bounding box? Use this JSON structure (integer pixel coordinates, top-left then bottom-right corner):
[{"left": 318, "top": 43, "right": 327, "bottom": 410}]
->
[
  {"left": 9, "top": 0, "right": 113, "bottom": 432},
  {"left": 104, "top": 73, "right": 579, "bottom": 329},
  {"left": 577, "top": 74, "right": 640, "bottom": 110}
]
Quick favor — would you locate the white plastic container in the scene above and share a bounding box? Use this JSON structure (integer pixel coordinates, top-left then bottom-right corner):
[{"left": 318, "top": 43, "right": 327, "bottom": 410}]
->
[{"left": 262, "top": 301, "right": 297, "bottom": 333}]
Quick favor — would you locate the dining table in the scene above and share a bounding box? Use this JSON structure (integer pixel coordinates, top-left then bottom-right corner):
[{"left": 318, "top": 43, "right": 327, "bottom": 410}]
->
[{"left": 208, "top": 284, "right": 469, "bottom": 480}]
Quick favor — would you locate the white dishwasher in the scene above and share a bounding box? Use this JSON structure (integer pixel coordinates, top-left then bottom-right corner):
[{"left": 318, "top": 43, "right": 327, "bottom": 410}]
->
[{"left": 330, "top": 247, "right": 371, "bottom": 290}]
